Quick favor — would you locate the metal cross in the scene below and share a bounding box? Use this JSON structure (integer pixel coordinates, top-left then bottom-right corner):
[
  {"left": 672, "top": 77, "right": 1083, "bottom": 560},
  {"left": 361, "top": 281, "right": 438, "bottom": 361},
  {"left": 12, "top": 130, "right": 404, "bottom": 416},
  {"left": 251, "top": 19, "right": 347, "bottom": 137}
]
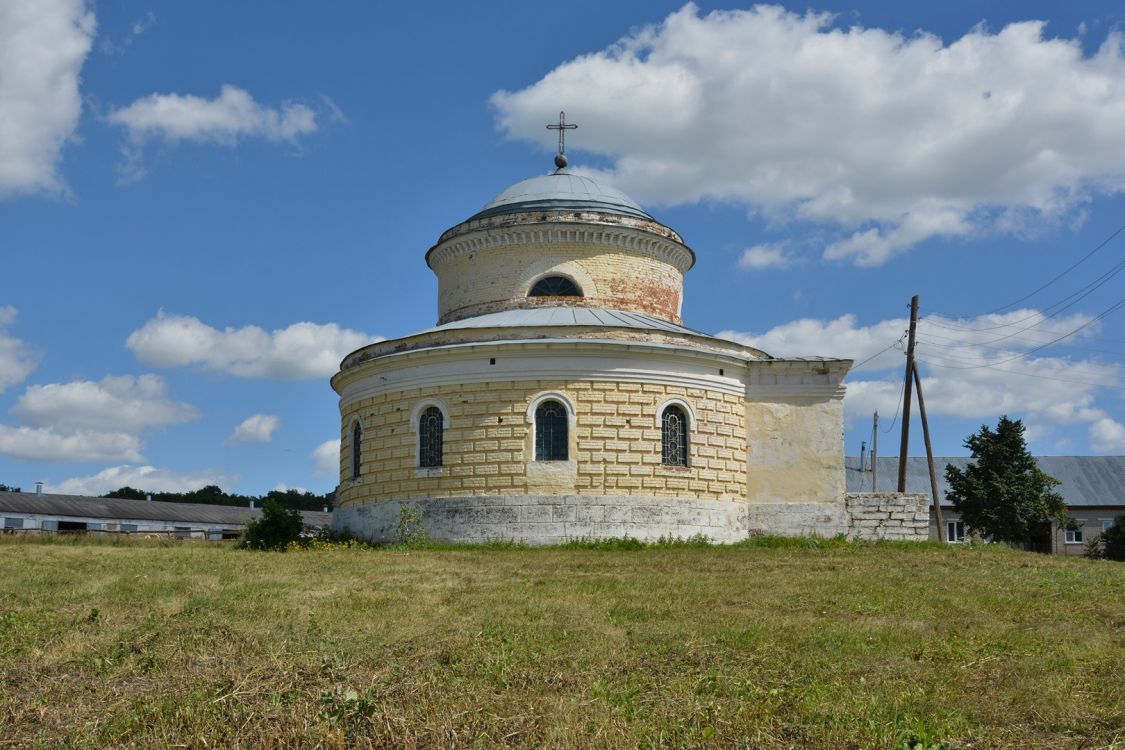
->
[{"left": 546, "top": 111, "right": 577, "bottom": 156}]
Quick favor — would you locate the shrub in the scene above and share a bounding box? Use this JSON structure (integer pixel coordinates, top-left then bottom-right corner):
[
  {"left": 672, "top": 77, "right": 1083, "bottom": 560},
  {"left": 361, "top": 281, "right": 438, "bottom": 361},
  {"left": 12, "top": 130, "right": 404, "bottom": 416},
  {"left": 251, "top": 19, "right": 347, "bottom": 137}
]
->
[
  {"left": 1101, "top": 514, "right": 1125, "bottom": 561},
  {"left": 239, "top": 499, "right": 304, "bottom": 551}
]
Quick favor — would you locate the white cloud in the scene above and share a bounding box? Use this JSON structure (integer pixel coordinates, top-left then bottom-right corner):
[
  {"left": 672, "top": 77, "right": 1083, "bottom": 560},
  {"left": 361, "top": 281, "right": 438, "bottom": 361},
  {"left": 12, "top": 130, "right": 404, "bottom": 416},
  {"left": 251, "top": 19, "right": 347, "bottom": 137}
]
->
[
  {"left": 106, "top": 84, "right": 318, "bottom": 183},
  {"left": 492, "top": 4, "right": 1125, "bottom": 265},
  {"left": 0, "top": 307, "right": 39, "bottom": 392},
  {"left": 44, "top": 465, "right": 237, "bottom": 496},
  {"left": 0, "top": 425, "right": 143, "bottom": 463},
  {"left": 126, "top": 311, "right": 380, "bottom": 379},
  {"left": 227, "top": 414, "right": 280, "bottom": 444},
  {"left": 737, "top": 244, "right": 792, "bottom": 270},
  {"left": 1090, "top": 418, "right": 1125, "bottom": 453},
  {"left": 13, "top": 374, "right": 199, "bottom": 433},
  {"left": 0, "top": 0, "right": 95, "bottom": 198},
  {"left": 107, "top": 84, "right": 316, "bottom": 146},
  {"left": 722, "top": 308, "right": 1122, "bottom": 443},
  {"left": 99, "top": 10, "right": 155, "bottom": 56},
  {"left": 312, "top": 439, "right": 340, "bottom": 477},
  {"left": 272, "top": 481, "right": 310, "bottom": 494}
]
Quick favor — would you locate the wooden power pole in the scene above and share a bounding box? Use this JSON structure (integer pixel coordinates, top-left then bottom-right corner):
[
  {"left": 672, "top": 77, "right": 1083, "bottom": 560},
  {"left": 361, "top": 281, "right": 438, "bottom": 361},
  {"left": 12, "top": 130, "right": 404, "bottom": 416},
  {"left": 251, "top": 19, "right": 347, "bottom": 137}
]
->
[
  {"left": 912, "top": 361, "right": 944, "bottom": 538},
  {"left": 897, "top": 295, "right": 920, "bottom": 492},
  {"left": 871, "top": 411, "right": 878, "bottom": 492}
]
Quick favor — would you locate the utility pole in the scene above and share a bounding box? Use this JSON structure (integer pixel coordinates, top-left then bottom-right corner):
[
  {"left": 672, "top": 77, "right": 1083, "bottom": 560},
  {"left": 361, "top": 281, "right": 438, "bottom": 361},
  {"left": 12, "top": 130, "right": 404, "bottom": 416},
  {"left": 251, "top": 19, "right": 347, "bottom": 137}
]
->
[
  {"left": 871, "top": 411, "right": 878, "bottom": 492},
  {"left": 897, "top": 295, "right": 920, "bottom": 492},
  {"left": 912, "top": 361, "right": 944, "bottom": 539}
]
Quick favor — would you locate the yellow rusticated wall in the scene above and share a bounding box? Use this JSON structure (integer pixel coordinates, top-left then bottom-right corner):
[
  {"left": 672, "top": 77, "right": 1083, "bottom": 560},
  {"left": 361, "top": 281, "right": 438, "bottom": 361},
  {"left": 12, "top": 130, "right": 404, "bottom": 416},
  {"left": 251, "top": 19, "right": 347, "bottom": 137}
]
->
[
  {"left": 336, "top": 379, "right": 746, "bottom": 508},
  {"left": 433, "top": 243, "right": 685, "bottom": 324},
  {"left": 744, "top": 397, "right": 846, "bottom": 506}
]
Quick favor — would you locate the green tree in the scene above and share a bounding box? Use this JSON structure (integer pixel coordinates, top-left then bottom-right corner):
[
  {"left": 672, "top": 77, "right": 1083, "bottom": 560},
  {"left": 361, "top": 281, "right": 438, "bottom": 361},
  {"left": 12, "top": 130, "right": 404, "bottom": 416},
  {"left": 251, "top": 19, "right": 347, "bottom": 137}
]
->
[
  {"left": 1100, "top": 514, "right": 1125, "bottom": 561},
  {"left": 945, "top": 415, "right": 1067, "bottom": 546},
  {"left": 239, "top": 499, "right": 305, "bottom": 551},
  {"left": 0, "top": 484, "right": 21, "bottom": 493}
]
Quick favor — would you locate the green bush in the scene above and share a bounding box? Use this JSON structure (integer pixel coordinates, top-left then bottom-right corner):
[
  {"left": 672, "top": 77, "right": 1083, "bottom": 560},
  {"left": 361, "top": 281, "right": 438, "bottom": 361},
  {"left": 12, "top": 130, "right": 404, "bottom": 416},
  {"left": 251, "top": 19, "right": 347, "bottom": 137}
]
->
[
  {"left": 239, "top": 499, "right": 304, "bottom": 551},
  {"left": 1101, "top": 514, "right": 1125, "bottom": 561}
]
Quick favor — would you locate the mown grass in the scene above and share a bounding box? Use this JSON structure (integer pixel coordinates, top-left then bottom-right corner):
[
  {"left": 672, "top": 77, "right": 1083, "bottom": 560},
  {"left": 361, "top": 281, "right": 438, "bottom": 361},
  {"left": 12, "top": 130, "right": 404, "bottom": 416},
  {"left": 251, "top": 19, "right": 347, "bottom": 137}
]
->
[{"left": 0, "top": 535, "right": 1121, "bottom": 749}]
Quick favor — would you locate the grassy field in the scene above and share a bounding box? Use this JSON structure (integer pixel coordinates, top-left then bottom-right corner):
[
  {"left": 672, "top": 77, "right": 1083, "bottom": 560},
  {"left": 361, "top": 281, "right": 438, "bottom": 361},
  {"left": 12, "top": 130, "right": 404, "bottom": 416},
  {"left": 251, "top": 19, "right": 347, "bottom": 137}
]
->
[{"left": 0, "top": 536, "right": 1122, "bottom": 749}]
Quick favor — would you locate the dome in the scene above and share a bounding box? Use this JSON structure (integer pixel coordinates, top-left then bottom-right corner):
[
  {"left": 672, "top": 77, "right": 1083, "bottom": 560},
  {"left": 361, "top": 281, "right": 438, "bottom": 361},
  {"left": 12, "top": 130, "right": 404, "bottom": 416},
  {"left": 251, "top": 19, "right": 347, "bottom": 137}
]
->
[{"left": 469, "top": 172, "right": 653, "bottom": 221}]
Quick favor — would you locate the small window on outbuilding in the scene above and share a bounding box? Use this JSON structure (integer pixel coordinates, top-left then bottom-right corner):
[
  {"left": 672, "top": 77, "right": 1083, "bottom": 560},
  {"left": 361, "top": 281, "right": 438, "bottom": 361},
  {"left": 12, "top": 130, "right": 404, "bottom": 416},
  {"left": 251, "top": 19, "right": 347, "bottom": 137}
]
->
[
  {"left": 535, "top": 400, "right": 569, "bottom": 461},
  {"left": 947, "top": 520, "right": 965, "bottom": 543},
  {"left": 418, "top": 406, "right": 444, "bottom": 468},
  {"left": 1065, "top": 521, "right": 1084, "bottom": 544},
  {"left": 529, "top": 276, "right": 582, "bottom": 297},
  {"left": 661, "top": 405, "right": 689, "bottom": 466},
  {"left": 351, "top": 421, "right": 362, "bottom": 480},
  {"left": 3, "top": 517, "right": 23, "bottom": 530}
]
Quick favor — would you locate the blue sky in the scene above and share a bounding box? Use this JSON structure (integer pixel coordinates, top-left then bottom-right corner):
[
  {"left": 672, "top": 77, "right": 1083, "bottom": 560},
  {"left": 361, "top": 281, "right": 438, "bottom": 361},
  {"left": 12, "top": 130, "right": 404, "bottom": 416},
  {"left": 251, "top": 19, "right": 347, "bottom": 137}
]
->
[{"left": 1, "top": 0, "right": 1123, "bottom": 496}]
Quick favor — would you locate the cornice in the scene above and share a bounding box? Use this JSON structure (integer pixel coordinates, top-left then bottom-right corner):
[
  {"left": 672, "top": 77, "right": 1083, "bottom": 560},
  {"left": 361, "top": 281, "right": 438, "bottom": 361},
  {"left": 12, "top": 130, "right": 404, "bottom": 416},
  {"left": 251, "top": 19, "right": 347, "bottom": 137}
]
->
[{"left": 426, "top": 219, "right": 695, "bottom": 273}]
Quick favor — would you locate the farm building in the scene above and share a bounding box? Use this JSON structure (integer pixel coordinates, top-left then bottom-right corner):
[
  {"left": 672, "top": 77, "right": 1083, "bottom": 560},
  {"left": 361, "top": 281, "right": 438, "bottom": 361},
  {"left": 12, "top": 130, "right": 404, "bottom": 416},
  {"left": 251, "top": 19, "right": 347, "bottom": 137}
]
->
[
  {"left": 846, "top": 456, "right": 1125, "bottom": 555},
  {"left": 0, "top": 490, "right": 331, "bottom": 540}
]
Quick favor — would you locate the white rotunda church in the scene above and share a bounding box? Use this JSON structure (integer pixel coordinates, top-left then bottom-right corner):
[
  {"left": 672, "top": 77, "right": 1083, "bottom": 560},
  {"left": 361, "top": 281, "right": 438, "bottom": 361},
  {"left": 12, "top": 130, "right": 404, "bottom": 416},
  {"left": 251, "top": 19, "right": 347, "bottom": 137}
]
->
[{"left": 331, "top": 136, "right": 926, "bottom": 543}]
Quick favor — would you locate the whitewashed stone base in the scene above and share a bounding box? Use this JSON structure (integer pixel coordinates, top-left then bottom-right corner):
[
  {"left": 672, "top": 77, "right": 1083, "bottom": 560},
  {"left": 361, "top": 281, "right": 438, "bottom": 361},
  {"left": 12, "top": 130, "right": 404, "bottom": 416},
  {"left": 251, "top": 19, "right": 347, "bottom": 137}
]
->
[
  {"left": 334, "top": 492, "right": 931, "bottom": 545},
  {"left": 333, "top": 495, "right": 747, "bottom": 545},
  {"left": 843, "top": 492, "right": 930, "bottom": 541}
]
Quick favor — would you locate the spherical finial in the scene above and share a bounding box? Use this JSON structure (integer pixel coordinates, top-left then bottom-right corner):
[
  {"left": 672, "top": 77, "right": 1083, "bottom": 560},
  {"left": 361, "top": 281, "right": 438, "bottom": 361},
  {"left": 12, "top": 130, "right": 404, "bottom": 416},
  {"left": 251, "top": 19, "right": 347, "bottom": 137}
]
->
[{"left": 554, "top": 153, "right": 568, "bottom": 171}]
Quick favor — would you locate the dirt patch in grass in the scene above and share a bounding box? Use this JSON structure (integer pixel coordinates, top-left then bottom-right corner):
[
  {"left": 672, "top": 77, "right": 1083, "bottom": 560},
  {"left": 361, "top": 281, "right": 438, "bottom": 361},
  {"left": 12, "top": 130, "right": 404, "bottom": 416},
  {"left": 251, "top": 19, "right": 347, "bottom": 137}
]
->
[{"left": 0, "top": 537, "right": 1121, "bottom": 748}]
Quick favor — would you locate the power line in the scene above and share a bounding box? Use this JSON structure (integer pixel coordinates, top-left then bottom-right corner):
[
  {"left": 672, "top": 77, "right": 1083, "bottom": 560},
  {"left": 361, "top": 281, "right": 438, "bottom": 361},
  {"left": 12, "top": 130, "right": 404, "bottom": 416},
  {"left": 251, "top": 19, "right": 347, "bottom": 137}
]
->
[
  {"left": 851, "top": 335, "right": 906, "bottom": 370},
  {"left": 919, "top": 295, "right": 1125, "bottom": 370},
  {"left": 985, "top": 220, "right": 1125, "bottom": 313},
  {"left": 928, "top": 219, "right": 1125, "bottom": 322},
  {"left": 915, "top": 355, "right": 1124, "bottom": 389},
  {"left": 915, "top": 333, "right": 1125, "bottom": 359}
]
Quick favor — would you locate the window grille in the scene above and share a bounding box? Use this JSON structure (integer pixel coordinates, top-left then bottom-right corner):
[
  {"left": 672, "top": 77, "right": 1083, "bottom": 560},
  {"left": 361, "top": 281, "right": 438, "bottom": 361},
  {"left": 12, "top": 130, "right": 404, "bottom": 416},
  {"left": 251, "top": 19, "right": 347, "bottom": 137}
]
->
[
  {"left": 661, "top": 405, "right": 689, "bottom": 466},
  {"left": 418, "top": 406, "right": 444, "bottom": 468},
  {"left": 351, "top": 421, "right": 362, "bottom": 480},
  {"left": 529, "top": 276, "right": 581, "bottom": 297},
  {"left": 535, "top": 400, "right": 569, "bottom": 461}
]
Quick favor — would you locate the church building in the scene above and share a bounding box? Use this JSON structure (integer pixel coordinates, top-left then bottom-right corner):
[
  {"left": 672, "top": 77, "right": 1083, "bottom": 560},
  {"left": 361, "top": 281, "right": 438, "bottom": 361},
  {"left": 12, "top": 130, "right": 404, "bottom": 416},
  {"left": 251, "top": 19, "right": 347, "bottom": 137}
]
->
[{"left": 332, "top": 122, "right": 926, "bottom": 543}]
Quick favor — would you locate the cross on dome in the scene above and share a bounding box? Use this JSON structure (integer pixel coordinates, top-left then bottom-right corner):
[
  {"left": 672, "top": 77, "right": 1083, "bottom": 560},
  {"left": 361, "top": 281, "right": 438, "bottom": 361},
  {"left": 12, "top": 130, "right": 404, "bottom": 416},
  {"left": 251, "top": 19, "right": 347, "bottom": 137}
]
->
[{"left": 546, "top": 111, "right": 577, "bottom": 172}]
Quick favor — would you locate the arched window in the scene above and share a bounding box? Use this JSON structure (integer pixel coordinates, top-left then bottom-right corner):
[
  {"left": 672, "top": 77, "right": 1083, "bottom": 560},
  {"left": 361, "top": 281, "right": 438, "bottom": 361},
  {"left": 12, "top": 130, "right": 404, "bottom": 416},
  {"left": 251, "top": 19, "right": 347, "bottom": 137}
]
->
[
  {"left": 418, "top": 406, "right": 444, "bottom": 468},
  {"left": 529, "top": 276, "right": 582, "bottom": 297},
  {"left": 535, "top": 400, "right": 569, "bottom": 461},
  {"left": 351, "top": 421, "right": 362, "bottom": 480},
  {"left": 661, "top": 405, "right": 689, "bottom": 467}
]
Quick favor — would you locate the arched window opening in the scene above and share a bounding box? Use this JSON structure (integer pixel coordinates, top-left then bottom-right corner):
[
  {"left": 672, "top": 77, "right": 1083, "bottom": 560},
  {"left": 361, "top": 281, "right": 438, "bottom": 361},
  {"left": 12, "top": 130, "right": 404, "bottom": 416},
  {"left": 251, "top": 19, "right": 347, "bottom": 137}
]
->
[
  {"left": 351, "top": 421, "right": 363, "bottom": 480},
  {"left": 529, "top": 276, "right": 582, "bottom": 297},
  {"left": 661, "top": 405, "right": 689, "bottom": 467},
  {"left": 418, "top": 406, "right": 444, "bottom": 468},
  {"left": 535, "top": 400, "right": 569, "bottom": 461}
]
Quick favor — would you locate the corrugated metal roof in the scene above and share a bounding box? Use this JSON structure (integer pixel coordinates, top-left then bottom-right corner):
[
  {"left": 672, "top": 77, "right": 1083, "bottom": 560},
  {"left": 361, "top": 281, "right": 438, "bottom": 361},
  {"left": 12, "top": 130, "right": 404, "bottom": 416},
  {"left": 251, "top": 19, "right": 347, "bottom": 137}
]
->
[
  {"left": 0, "top": 492, "right": 332, "bottom": 527},
  {"left": 421, "top": 307, "right": 708, "bottom": 336},
  {"left": 845, "top": 456, "right": 1125, "bottom": 507},
  {"left": 470, "top": 173, "right": 653, "bottom": 221}
]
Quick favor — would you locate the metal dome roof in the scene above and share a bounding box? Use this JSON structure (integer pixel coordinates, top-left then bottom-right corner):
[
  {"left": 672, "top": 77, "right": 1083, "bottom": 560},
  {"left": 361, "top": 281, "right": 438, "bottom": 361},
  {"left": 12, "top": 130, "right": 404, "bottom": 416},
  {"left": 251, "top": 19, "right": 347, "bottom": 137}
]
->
[{"left": 469, "top": 172, "right": 653, "bottom": 221}]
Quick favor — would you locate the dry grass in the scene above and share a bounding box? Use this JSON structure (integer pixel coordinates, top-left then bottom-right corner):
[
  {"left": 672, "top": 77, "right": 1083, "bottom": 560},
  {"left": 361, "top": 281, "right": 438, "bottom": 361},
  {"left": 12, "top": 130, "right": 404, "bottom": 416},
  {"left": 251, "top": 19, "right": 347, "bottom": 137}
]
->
[{"left": 0, "top": 535, "right": 1122, "bottom": 749}]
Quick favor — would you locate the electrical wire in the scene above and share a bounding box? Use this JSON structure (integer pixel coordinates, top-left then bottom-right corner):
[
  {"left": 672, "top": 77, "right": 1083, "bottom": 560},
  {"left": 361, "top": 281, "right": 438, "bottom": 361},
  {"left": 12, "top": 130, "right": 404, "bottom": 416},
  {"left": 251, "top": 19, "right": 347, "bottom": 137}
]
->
[
  {"left": 851, "top": 334, "right": 906, "bottom": 370},
  {"left": 915, "top": 355, "right": 1124, "bottom": 389},
  {"left": 917, "top": 295, "right": 1125, "bottom": 370},
  {"left": 985, "top": 220, "right": 1125, "bottom": 314}
]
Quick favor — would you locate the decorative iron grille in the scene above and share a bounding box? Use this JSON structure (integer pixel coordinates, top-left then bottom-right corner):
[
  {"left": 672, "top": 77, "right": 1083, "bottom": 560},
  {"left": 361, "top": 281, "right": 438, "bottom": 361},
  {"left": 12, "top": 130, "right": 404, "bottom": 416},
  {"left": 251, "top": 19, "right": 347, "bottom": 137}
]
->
[
  {"left": 529, "top": 276, "right": 581, "bottom": 297},
  {"left": 535, "top": 401, "right": 569, "bottom": 461},
  {"left": 418, "top": 406, "right": 444, "bottom": 468},
  {"left": 661, "top": 405, "right": 688, "bottom": 466},
  {"left": 351, "top": 421, "right": 362, "bottom": 479}
]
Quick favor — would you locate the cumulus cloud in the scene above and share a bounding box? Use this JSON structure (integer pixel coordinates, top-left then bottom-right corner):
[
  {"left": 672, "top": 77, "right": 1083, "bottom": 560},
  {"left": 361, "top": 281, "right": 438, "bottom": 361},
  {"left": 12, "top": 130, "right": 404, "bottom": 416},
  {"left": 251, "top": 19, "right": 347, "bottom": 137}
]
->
[
  {"left": 1090, "top": 418, "right": 1125, "bottom": 453},
  {"left": 105, "top": 84, "right": 318, "bottom": 182},
  {"left": 126, "top": 312, "right": 380, "bottom": 379},
  {"left": 13, "top": 374, "right": 199, "bottom": 433},
  {"left": 0, "top": 307, "right": 39, "bottom": 392},
  {"left": 721, "top": 308, "right": 1122, "bottom": 443},
  {"left": 0, "top": 426, "right": 143, "bottom": 463},
  {"left": 0, "top": 0, "right": 95, "bottom": 198},
  {"left": 44, "top": 465, "right": 237, "bottom": 496},
  {"left": 492, "top": 4, "right": 1125, "bottom": 265},
  {"left": 312, "top": 439, "right": 340, "bottom": 477},
  {"left": 227, "top": 413, "right": 280, "bottom": 444},
  {"left": 738, "top": 244, "right": 792, "bottom": 270}
]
